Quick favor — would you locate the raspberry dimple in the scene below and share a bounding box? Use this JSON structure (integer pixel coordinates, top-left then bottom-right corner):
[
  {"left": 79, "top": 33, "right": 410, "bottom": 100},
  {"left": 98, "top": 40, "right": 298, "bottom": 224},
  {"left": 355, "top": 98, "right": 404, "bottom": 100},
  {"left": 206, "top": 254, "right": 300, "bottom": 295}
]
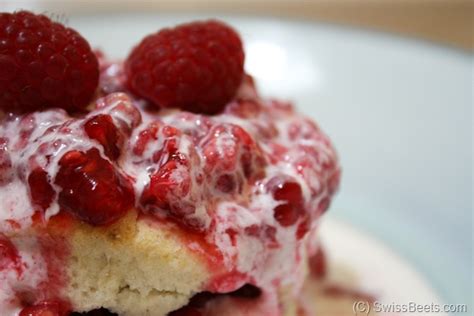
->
[
  {"left": 55, "top": 149, "right": 134, "bottom": 226},
  {"left": 125, "top": 20, "right": 244, "bottom": 114},
  {"left": 0, "top": 11, "right": 99, "bottom": 113}
]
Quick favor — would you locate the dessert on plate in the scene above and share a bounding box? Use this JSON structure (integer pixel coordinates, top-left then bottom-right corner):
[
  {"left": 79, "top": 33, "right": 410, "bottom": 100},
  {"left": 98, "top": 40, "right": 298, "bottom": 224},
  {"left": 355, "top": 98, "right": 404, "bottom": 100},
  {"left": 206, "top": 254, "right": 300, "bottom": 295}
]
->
[{"left": 0, "top": 11, "right": 340, "bottom": 316}]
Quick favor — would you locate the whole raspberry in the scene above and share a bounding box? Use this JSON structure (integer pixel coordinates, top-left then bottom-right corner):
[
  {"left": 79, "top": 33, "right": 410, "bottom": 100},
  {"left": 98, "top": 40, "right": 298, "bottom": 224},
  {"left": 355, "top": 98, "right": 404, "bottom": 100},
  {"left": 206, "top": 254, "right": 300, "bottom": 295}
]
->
[
  {"left": 125, "top": 20, "right": 244, "bottom": 114},
  {"left": 0, "top": 11, "right": 99, "bottom": 113},
  {"left": 55, "top": 149, "right": 134, "bottom": 226}
]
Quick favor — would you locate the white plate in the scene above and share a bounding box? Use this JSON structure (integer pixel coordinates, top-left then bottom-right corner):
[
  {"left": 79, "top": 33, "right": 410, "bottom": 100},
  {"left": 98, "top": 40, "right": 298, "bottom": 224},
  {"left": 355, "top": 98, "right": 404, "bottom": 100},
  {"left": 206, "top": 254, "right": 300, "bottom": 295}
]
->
[
  {"left": 60, "top": 12, "right": 472, "bottom": 313},
  {"left": 320, "top": 218, "right": 447, "bottom": 316}
]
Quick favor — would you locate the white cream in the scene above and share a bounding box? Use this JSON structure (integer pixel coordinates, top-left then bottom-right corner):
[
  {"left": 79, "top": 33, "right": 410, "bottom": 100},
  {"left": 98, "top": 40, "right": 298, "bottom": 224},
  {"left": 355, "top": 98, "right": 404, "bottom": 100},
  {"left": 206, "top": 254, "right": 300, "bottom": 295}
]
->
[{"left": 0, "top": 237, "right": 48, "bottom": 315}]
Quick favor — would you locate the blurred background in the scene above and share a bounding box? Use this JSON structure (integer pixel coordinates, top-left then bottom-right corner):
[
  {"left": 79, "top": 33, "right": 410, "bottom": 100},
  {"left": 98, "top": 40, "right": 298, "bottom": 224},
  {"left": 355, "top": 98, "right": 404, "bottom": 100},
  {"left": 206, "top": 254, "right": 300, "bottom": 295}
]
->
[
  {"left": 2, "top": 0, "right": 473, "bottom": 51},
  {"left": 1, "top": 1, "right": 473, "bottom": 315}
]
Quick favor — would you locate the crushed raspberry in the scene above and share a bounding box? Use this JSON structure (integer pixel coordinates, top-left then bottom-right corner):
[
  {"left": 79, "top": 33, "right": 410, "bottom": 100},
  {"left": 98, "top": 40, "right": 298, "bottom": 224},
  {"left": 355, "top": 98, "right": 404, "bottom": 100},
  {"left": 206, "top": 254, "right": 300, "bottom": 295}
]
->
[
  {"left": 140, "top": 157, "right": 202, "bottom": 231},
  {"left": 225, "top": 99, "right": 262, "bottom": 119},
  {"left": 296, "top": 214, "right": 310, "bottom": 240},
  {"left": 55, "top": 149, "right": 134, "bottom": 226},
  {"left": 245, "top": 224, "right": 278, "bottom": 248},
  {"left": 215, "top": 174, "right": 237, "bottom": 193},
  {"left": 28, "top": 167, "right": 55, "bottom": 211},
  {"left": 14, "top": 114, "right": 37, "bottom": 150},
  {"left": 292, "top": 146, "right": 338, "bottom": 215},
  {"left": 268, "top": 176, "right": 305, "bottom": 227},
  {"left": 84, "top": 114, "right": 121, "bottom": 160},
  {"left": 0, "top": 234, "right": 21, "bottom": 273},
  {"left": 132, "top": 121, "right": 161, "bottom": 156},
  {"left": 135, "top": 121, "right": 208, "bottom": 231},
  {"left": 201, "top": 124, "right": 266, "bottom": 188},
  {"left": 125, "top": 20, "right": 244, "bottom": 114},
  {"left": 141, "top": 159, "right": 191, "bottom": 209},
  {"left": 0, "top": 11, "right": 99, "bottom": 113},
  {"left": 166, "top": 112, "right": 213, "bottom": 142},
  {"left": 202, "top": 124, "right": 248, "bottom": 172},
  {"left": 153, "top": 125, "right": 181, "bottom": 164},
  {"left": 288, "top": 118, "right": 320, "bottom": 141},
  {"left": 94, "top": 93, "right": 142, "bottom": 135},
  {"left": 19, "top": 300, "right": 70, "bottom": 316}
]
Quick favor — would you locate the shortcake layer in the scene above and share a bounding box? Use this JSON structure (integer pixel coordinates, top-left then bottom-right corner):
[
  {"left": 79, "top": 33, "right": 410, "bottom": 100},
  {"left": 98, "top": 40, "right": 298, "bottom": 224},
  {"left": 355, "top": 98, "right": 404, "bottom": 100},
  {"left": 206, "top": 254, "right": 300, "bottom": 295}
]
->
[{"left": 0, "top": 59, "right": 339, "bottom": 315}]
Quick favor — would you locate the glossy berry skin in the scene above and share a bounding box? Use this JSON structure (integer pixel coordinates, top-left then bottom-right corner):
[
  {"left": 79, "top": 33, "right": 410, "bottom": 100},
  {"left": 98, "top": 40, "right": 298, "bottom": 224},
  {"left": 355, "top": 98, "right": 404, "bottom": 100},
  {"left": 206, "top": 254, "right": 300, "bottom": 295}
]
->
[
  {"left": 84, "top": 114, "right": 121, "bottom": 160},
  {"left": 0, "top": 11, "right": 99, "bottom": 113},
  {"left": 55, "top": 149, "right": 134, "bottom": 226},
  {"left": 125, "top": 20, "right": 244, "bottom": 114}
]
